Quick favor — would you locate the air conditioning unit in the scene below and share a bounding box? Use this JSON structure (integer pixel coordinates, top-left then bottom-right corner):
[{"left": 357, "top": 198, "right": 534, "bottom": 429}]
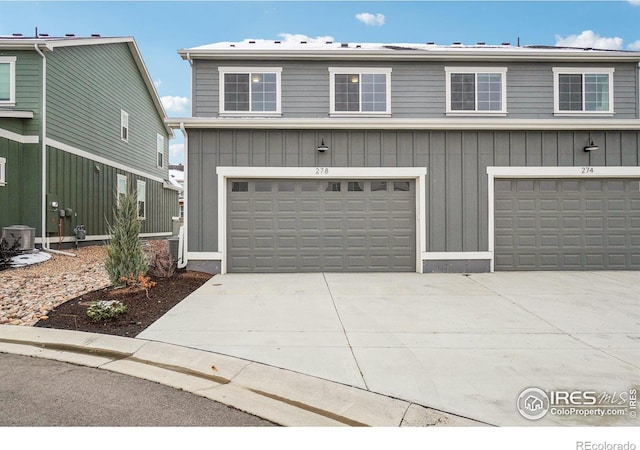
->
[{"left": 2, "top": 225, "right": 36, "bottom": 251}]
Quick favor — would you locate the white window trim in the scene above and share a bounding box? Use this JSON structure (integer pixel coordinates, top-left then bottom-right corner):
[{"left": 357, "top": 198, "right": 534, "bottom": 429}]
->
[
  {"left": 156, "top": 134, "right": 164, "bottom": 168},
  {"left": 121, "top": 110, "right": 129, "bottom": 142},
  {"left": 328, "top": 67, "right": 392, "bottom": 117},
  {"left": 0, "top": 157, "right": 6, "bottom": 186},
  {"left": 486, "top": 165, "right": 640, "bottom": 272},
  {"left": 445, "top": 67, "right": 508, "bottom": 116},
  {"left": 136, "top": 179, "right": 146, "bottom": 220},
  {"left": 215, "top": 166, "right": 427, "bottom": 274},
  {"left": 116, "top": 174, "right": 127, "bottom": 207},
  {"left": 0, "top": 57, "right": 16, "bottom": 105},
  {"left": 552, "top": 67, "right": 615, "bottom": 116},
  {"left": 218, "top": 67, "right": 282, "bottom": 117}
]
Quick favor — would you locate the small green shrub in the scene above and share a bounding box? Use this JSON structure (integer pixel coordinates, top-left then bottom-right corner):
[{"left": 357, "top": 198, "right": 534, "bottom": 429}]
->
[
  {"left": 86, "top": 300, "right": 127, "bottom": 322},
  {"left": 0, "top": 236, "right": 22, "bottom": 271}
]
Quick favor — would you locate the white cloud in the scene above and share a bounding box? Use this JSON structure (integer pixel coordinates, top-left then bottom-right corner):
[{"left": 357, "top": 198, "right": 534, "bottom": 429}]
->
[
  {"left": 356, "top": 12, "right": 385, "bottom": 26},
  {"left": 169, "top": 143, "right": 184, "bottom": 163},
  {"left": 154, "top": 79, "right": 162, "bottom": 88},
  {"left": 628, "top": 40, "right": 640, "bottom": 50},
  {"left": 161, "top": 96, "right": 189, "bottom": 113},
  {"left": 627, "top": 0, "right": 640, "bottom": 5},
  {"left": 276, "top": 33, "right": 335, "bottom": 44},
  {"left": 555, "top": 30, "right": 623, "bottom": 50}
]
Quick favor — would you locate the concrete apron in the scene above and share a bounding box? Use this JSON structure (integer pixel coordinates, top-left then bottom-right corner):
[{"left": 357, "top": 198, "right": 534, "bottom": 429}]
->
[{"left": 138, "top": 271, "right": 640, "bottom": 426}]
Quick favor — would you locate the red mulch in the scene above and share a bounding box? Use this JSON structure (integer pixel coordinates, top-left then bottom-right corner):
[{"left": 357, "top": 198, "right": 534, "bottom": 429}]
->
[{"left": 34, "top": 270, "right": 212, "bottom": 338}]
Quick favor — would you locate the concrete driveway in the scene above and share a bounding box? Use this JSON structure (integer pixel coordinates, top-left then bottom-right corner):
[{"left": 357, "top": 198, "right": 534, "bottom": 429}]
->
[{"left": 138, "top": 271, "right": 640, "bottom": 426}]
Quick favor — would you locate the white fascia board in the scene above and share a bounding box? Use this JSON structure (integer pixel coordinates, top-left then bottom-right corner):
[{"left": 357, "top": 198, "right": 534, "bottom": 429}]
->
[
  {"left": 167, "top": 117, "right": 640, "bottom": 131},
  {"left": 0, "top": 127, "right": 39, "bottom": 144},
  {"left": 46, "top": 138, "right": 165, "bottom": 183},
  {"left": 178, "top": 48, "right": 640, "bottom": 63},
  {"left": 487, "top": 166, "right": 640, "bottom": 177},
  {"left": 216, "top": 166, "right": 426, "bottom": 178}
]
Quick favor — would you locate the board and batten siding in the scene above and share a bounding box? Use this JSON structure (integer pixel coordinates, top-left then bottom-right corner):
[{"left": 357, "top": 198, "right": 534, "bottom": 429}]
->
[
  {"left": 46, "top": 43, "right": 168, "bottom": 179},
  {"left": 186, "top": 129, "right": 640, "bottom": 255},
  {"left": 45, "top": 147, "right": 178, "bottom": 237},
  {"left": 192, "top": 60, "right": 639, "bottom": 119},
  {"left": 0, "top": 138, "right": 40, "bottom": 232}
]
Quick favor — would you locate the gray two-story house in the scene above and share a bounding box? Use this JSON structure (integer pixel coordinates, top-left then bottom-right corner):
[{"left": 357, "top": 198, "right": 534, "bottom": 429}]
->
[
  {"left": 168, "top": 41, "right": 640, "bottom": 273},
  {"left": 0, "top": 35, "right": 179, "bottom": 248}
]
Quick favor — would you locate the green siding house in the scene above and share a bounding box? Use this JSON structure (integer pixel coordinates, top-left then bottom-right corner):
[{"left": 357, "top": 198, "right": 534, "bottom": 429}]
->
[{"left": 0, "top": 35, "right": 179, "bottom": 247}]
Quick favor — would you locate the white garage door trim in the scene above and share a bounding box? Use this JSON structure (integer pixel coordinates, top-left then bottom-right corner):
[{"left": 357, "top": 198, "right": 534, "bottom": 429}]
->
[
  {"left": 216, "top": 166, "right": 427, "bottom": 274},
  {"left": 487, "top": 166, "right": 640, "bottom": 272}
]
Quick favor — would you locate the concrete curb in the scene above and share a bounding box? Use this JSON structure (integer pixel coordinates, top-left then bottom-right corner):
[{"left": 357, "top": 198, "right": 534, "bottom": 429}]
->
[{"left": 0, "top": 325, "right": 487, "bottom": 427}]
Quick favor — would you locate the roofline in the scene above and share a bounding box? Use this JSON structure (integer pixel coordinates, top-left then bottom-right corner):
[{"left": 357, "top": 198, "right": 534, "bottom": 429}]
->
[
  {"left": 177, "top": 48, "right": 640, "bottom": 63},
  {"left": 0, "top": 36, "right": 133, "bottom": 50},
  {"left": 166, "top": 117, "right": 640, "bottom": 132}
]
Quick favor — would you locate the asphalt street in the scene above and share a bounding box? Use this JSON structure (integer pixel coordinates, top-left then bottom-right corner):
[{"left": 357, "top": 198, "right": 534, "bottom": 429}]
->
[{"left": 0, "top": 353, "right": 276, "bottom": 427}]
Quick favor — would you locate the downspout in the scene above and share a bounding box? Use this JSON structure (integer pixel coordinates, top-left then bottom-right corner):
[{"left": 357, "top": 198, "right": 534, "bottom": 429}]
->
[
  {"left": 34, "top": 43, "right": 75, "bottom": 257},
  {"left": 177, "top": 122, "right": 188, "bottom": 268}
]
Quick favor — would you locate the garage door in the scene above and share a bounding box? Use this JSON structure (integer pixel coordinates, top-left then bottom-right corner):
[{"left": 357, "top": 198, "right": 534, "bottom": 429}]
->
[
  {"left": 227, "top": 179, "right": 416, "bottom": 272},
  {"left": 494, "top": 178, "right": 640, "bottom": 270}
]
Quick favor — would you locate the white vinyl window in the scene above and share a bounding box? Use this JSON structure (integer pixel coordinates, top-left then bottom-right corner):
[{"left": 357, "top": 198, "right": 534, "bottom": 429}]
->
[
  {"left": 553, "top": 68, "right": 614, "bottom": 115},
  {"left": 136, "top": 180, "right": 146, "bottom": 219},
  {"left": 156, "top": 134, "right": 164, "bottom": 168},
  {"left": 0, "top": 157, "right": 6, "bottom": 186},
  {"left": 445, "top": 67, "right": 508, "bottom": 115},
  {"left": 218, "top": 67, "right": 282, "bottom": 116},
  {"left": 329, "top": 67, "right": 392, "bottom": 116},
  {"left": 121, "top": 110, "right": 129, "bottom": 142},
  {"left": 0, "top": 57, "right": 16, "bottom": 105},
  {"left": 116, "top": 174, "right": 127, "bottom": 207}
]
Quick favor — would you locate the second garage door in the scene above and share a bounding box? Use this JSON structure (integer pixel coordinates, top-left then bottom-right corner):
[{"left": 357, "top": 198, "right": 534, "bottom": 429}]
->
[
  {"left": 494, "top": 178, "right": 640, "bottom": 270},
  {"left": 227, "top": 179, "right": 416, "bottom": 272}
]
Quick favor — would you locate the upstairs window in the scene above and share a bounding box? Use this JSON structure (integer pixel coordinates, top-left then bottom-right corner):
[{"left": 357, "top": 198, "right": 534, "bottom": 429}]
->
[
  {"left": 121, "top": 110, "right": 129, "bottom": 142},
  {"left": 445, "top": 67, "right": 507, "bottom": 115},
  {"left": 156, "top": 134, "right": 164, "bottom": 168},
  {"left": 553, "top": 68, "right": 614, "bottom": 115},
  {"left": 0, "top": 57, "right": 16, "bottom": 105},
  {"left": 329, "top": 67, "right": 392, "bottom": 116},
  {"left": 218, "top": 67, "right": 282, "bottom": 115}
]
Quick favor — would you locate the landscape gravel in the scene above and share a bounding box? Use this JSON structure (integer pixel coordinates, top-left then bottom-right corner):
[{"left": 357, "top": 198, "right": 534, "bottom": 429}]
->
[{"left": 0, "top": 241, "right": 165, "bottom": 326}]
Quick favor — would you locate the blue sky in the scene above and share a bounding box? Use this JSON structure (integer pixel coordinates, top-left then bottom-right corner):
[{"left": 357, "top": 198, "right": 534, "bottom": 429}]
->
[{"left": 1, "top": 0, "right": 640, "bottom": 163}]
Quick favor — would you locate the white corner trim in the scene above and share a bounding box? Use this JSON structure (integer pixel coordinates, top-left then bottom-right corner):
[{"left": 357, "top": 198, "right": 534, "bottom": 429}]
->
[
  {"left": 46, "top": 137, "right": 165, "bottom": 183},
  {"left": 422, "top": 251, "right": 492, "bottom": 260},
  {"left": 216, "top": 166, "right": 427, "bottom": 274},
  {"left": 486, "top": 165, "right": 640, "bottom": 272},
  {"left": 0, "top": 127, "right": 39, "bottom": 144}
]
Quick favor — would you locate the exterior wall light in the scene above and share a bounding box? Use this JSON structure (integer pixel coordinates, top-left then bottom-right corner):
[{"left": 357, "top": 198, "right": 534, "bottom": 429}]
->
[
  {"left": 317, "top": 139, "right": 329, "bottom": 153},
  {"left": 584, "top": 136, "right": 599, "bottom": 152}
]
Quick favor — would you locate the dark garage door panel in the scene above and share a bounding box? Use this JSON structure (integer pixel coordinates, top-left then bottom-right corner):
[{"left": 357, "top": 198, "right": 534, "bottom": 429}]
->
[
  {"left": 227, "top": 179, "right": 416, "bottom": 272},
  {"left": 495, "top": 178, "right": 640, "bottom": 270}
]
